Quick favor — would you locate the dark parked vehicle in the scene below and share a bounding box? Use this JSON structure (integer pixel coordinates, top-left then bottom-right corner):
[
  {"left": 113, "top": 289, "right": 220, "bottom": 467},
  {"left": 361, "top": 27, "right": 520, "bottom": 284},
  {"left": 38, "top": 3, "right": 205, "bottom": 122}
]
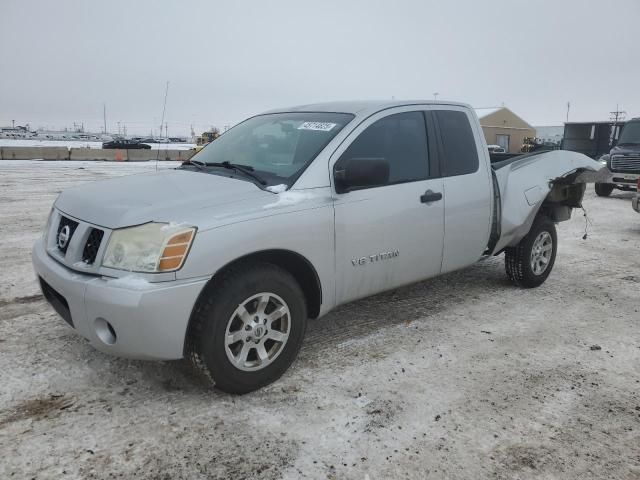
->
[
  {"left": 102, "top": 139, "right": 152, "bottom": 150},
  {"left": 594, "top": 118, "right": 640, "bottom": 196}
]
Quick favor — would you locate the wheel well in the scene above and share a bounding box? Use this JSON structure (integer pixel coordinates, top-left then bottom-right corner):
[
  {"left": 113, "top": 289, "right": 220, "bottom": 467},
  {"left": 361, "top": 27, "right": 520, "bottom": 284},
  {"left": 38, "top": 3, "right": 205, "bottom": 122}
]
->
[
  {"left": 208, "top": 249, "right": 322, "bottom": 319},
  {"left": 539, "top": 182, "right": 586, "bottom": 222}
]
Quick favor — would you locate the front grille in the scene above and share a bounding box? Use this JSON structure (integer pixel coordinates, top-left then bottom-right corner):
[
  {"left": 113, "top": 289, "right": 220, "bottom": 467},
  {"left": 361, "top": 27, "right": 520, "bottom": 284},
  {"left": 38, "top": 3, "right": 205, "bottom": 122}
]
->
[
  {"left": 610, "top": 155, "right": 640, "bottom": 173},
  {"left": 56, "top": 216, "right": 79, "bottom": 254},
  {"left": 82, "top": 228, "right": 104, "bottom": 264}
]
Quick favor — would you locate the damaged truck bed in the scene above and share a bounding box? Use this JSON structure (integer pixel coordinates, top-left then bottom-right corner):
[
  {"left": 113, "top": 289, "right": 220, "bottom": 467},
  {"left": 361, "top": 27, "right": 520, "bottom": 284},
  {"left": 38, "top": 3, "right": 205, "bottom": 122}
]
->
[{"left": 489, "top": 149, "right": 605, "bottom": 255}]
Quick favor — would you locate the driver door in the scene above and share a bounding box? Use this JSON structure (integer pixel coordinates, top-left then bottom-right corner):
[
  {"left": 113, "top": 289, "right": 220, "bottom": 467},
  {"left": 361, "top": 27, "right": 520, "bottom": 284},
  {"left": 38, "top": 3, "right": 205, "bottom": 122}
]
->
[{"left": 332, "top": 108, "right": 445, "bottom": 305}]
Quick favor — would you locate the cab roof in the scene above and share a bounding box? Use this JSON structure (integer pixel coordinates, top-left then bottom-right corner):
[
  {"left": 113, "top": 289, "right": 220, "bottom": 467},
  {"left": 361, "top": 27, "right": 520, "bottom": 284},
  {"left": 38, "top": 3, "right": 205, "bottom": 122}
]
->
[{"left": 264, "top": 100, "right": 472, "bottom": 118}]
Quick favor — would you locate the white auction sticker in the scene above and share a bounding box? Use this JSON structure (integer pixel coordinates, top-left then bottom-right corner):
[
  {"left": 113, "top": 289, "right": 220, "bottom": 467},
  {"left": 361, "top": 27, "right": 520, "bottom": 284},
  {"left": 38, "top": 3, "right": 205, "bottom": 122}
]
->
[{"left": 298, "top": 122, "right": 337, "bottom": 132}]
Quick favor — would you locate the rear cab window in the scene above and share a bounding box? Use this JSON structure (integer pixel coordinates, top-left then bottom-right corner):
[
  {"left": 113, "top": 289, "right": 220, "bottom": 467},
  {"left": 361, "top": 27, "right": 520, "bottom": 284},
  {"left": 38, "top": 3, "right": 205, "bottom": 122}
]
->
[{"left": 433, "top": 110, "right": 479, "bottom": 176}]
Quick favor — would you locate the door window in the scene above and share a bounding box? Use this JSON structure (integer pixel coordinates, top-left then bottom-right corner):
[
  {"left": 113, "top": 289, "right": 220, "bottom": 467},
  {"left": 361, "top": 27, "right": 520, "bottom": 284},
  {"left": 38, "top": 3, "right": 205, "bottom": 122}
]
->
[
  {"left": 434, "top": 110, "right": 480, "bottom": 176},
  {"left": 339, "top": 111, "right": 429, "bottom": 186}
]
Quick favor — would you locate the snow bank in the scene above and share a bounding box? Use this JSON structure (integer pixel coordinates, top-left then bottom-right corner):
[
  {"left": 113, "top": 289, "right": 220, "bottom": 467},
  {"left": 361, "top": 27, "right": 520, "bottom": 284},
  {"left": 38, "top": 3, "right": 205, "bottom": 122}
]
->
[
  {"left": 0, "top": 160, "right": 181, "bottom": 169},
  {"left": 0, "top": 139, "right": 195, "bottom": 150}
]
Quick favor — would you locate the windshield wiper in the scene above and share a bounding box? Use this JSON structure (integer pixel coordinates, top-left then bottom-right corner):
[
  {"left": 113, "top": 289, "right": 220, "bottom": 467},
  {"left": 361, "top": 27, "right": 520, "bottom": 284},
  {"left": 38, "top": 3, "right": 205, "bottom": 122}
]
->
[
  {"left": 181, "top": 159, "right": 208, "bottom": 171},
  {"left": 206, "top": 161, "right": 267, "bottom": 185}
]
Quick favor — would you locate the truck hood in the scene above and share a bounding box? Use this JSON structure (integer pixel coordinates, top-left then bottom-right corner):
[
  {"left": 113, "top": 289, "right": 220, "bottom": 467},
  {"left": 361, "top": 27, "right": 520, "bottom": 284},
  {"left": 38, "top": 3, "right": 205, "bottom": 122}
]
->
[
  {"left": 54, "top": 169, "right": 274, "bottom": 229},
  {"left": 610, "top": 145, "right": 640, "bottom": 155}
]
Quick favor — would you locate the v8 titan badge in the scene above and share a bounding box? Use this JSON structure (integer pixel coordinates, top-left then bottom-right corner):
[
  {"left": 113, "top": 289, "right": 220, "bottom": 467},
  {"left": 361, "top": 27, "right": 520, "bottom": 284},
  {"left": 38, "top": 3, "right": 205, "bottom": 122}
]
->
[{"left": 351, "top": 250, "right": 399, "bottom": 266}]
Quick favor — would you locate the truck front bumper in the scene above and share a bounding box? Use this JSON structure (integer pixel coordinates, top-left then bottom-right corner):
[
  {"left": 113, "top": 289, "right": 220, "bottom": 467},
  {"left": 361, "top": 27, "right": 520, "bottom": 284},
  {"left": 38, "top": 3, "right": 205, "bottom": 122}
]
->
[
  {"left": 602, "top": 170, "right": 640, "bottom": 188},
  {"left": 32, "top": 238, "right": 210, "bottom": 360}
]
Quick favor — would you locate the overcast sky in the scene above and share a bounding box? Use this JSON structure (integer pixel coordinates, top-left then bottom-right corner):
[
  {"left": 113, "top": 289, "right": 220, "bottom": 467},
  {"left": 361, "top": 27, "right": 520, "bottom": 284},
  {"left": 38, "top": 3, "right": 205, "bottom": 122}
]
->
[{"left": 1, "top": 0, "right": 638, "bottom": 136}]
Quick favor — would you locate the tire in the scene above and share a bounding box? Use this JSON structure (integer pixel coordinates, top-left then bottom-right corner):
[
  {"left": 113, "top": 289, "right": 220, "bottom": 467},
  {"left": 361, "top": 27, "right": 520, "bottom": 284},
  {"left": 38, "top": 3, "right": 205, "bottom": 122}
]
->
[
  {"left": 185, "top": 262, "right": 307, "bottom": 394},
  {"left": 505, "top": 216, "right": 557, "bottom": 288},
  {"left": 595, "top": 183, "right": 614, "bottom": 197}
]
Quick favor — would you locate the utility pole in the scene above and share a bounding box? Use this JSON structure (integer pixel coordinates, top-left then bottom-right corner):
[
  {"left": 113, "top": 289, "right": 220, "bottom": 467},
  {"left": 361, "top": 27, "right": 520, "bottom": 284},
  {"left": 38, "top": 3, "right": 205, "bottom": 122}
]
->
[
  {"left": 610, "top": 104, "right": 626, "bottom": 124},
  {"left": 117, "top": 121, "right": 121, "bottom": 136},
  {"left": 159, "top": 81, "right": 169, "bottom": 141},
  {"left": 165, "top": 122, "right": 168, "bottom": 139},
  {"left": 566, "top": 102, "right": 570, "bottom": 123},
  {"left": 103, "top": 104, "right": 107, "bottom": 134},
  {"left": 12, "top": 119, "right": 15, "bottom": 128}
]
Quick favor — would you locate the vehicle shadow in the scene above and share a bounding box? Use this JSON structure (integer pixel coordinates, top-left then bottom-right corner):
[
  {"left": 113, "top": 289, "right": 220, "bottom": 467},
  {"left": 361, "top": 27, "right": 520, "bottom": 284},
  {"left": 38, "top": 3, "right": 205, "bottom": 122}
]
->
[{"left": 301, "top": 256, "right": 509, "bottom": 359}]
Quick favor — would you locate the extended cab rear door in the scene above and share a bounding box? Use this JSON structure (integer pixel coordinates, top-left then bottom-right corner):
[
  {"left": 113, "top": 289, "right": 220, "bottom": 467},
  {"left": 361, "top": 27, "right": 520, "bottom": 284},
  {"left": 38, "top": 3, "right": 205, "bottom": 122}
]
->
[
  {"left": 331, "top": 107, "right": 445, "bottom": 305},
  {"left": 431, "top": 107, "right": 493, "bottom": 273}
]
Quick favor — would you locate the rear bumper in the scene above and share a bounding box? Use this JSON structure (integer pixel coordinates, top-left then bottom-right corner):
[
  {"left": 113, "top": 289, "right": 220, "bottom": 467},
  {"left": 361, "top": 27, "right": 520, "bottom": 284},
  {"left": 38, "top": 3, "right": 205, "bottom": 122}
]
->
[
  {"left": 633, "top": 195, "right": 640, "bottom": 213},
  {"left": 32, "top": 238, "right": 209, "bottom": 360}
]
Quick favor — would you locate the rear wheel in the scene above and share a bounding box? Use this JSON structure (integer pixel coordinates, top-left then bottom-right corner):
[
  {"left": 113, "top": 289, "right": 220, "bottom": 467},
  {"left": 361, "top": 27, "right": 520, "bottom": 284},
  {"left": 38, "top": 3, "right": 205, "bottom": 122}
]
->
[
  {"left": 505, "top": 216, "right": 557, "bottom": 288},
  {"left": 185, "top": 263, "right": 307, "bottom": 394},
  {"left": 595, "top": 183, "right": 614, "bottom": 197}
]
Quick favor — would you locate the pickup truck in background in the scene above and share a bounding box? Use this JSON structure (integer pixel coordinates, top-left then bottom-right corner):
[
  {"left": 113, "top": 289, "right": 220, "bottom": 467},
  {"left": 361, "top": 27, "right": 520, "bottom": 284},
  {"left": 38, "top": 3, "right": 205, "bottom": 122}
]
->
[
  {"left": 33, "top": 100, "right": 602, "bottom": 393},
  {"left": 594, "top": 117, "right": 640, "bottom": 196}
]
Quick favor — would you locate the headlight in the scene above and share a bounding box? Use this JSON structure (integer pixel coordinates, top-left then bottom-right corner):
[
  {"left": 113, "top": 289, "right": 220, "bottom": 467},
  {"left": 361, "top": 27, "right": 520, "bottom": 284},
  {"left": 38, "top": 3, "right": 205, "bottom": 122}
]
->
[{"left": 102, "top": 222, "right": 196, "bottom": 273}]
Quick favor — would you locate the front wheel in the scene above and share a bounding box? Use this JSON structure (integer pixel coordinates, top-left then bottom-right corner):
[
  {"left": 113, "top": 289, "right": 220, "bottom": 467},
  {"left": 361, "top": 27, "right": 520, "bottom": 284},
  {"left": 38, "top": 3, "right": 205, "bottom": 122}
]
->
[
  {"left": 185, "top": 262, "right": 307, "bottom": 394},
  {"left": 505, "top": 216, "right": 557, "bottom": 288},
  {"left": 595, "top": 183, "right": 614, "bottom": 197}
]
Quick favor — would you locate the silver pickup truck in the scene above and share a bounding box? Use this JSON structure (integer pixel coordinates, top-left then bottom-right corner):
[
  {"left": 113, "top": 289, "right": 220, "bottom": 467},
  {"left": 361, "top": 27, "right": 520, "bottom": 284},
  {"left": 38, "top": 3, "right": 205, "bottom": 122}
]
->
[{"left": 33, "top": 100, "right": 601, "bottom": 393}]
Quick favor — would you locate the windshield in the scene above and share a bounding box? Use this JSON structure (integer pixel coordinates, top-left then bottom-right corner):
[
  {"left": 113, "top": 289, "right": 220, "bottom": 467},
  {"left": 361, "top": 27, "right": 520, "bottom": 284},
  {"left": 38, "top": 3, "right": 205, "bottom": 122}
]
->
[
  {"left": 190, "top": 112, "right": 354, "bottom": 186},
  {"left": 618, "top": 121, "right": 640, "bottom": 145}
]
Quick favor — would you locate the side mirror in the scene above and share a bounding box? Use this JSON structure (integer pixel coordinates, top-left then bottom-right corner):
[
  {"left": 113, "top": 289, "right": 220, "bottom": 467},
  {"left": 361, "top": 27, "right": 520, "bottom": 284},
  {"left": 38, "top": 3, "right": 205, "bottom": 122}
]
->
[{"left": 334, "top": 157, "right": 390, "bottom": 194}]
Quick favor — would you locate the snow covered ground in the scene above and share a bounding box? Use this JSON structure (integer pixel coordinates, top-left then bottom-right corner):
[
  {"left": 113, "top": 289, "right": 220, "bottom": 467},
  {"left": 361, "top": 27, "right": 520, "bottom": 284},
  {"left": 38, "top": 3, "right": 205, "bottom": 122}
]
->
[
  {"left": 0, "top": 138, "right": 195, "bottom": 150},
  {"left": 0, "top": 161, "right": 639, "bottom": 479}
]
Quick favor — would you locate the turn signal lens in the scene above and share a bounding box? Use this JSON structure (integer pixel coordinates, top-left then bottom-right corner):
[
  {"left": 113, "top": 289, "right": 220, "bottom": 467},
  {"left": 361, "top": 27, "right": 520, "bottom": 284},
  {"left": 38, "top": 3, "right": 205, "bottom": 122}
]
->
[{"left": 158, "top": 229, "right": 195, "bottom": 272}]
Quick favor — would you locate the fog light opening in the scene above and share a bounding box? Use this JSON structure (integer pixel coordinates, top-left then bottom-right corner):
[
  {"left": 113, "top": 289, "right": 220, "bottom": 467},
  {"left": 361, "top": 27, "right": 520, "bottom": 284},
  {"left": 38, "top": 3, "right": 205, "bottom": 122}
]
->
[{"left": 94, "top": 317, "right": 117, "bottom": 345}]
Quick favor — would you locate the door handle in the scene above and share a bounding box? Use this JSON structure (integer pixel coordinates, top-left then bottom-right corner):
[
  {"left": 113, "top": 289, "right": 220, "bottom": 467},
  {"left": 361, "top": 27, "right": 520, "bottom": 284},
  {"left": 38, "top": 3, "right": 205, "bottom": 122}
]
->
[{"left": 420, "top": 190, "right": 442, "bottom": 203}]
